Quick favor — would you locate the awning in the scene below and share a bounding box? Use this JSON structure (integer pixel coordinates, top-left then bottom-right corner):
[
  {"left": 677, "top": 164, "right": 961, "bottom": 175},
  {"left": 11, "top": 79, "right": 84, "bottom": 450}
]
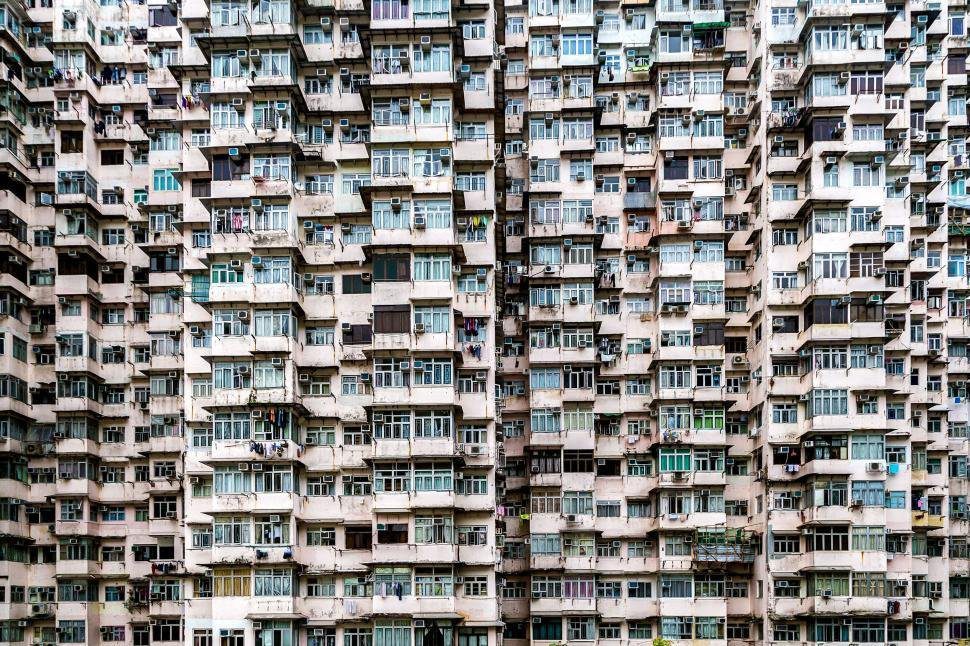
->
[
  {"left": 692, "top": 21, "right": 730, "bottom": 31},
  {"left": 413, "top": 613, "right": 464, "bottom": 620},
  {"left": 246, "top": 612, "right": 306, "bottom": 620}
]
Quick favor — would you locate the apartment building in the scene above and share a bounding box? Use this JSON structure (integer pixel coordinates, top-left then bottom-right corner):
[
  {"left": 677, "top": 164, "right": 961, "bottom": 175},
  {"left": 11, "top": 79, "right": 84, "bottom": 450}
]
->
[
  {"left": 3, "top": 0, "right": 502, "bottom": 638},
  {"left": 497, "top": 0, "right": 970, "bottom": 643},
  {"left": 1, "top": 0, "right": 969, "bottom": 639}
]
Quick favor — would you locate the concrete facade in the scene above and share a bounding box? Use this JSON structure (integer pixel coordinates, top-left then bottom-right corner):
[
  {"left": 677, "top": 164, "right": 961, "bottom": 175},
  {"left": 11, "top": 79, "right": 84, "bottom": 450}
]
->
[{"left": 0, "top": 0, "right": 967, "bottom": 642}]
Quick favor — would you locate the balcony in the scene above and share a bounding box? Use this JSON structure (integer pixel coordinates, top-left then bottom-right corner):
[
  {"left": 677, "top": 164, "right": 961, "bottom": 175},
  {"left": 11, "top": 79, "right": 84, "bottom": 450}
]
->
[
  {"left": 371, "top": 594, "right": 457, "bottom": 618},
  {"left": 623, "top": 192, "right": 657, "bottom": 210},
  {"left": 370, "top": 57, "right": 454, "bottom": 88},
  {"left": 772, "top": 595, "right": 891, "bottom": 617},
  {"left": 209, "top": 492, "right": 303, "bottom": 515},
  {"left": 911, "top": 510, "right": 946, "bottom": 529},
  {"left": 373, "top": 437, "right": 457, "bottom": 459},
  {"left": 368, "top": 543, "right": 462, "bottom": 565}
]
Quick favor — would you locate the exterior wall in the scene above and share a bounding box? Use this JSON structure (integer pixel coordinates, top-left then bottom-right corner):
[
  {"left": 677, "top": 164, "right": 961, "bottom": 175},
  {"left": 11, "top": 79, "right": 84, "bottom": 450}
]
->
[
  {"left": 3, "top": 0, "right": 502, "bottom": 641},
  {"left": 497, "top": 0, "right": 967, "bottom": 644},
  {"left": 0, "top": 0, "right": 966, "bottom": 642}
]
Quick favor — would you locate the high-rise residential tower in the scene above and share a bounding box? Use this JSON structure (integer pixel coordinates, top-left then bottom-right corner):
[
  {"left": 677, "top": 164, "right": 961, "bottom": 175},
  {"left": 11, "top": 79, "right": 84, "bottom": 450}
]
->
[{"left": 0, "top": 0, "right": 967, "bottom": 642}]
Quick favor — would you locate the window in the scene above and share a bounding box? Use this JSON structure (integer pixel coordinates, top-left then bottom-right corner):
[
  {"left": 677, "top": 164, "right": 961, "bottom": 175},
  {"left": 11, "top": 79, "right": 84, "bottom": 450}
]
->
[
  {"left": 59, "top": 621, "right": 86, "bottom": 643},
  {"left": 811, "top": 389, "right": 848, "bottom": 416},
  {"left": 304, "top": 23, "right": 332, "bottom": 44},
  {"left": 532, "top": 618, "right": 562, "bottom": 641},
  {"left": 812, "top": 253, "right": 848, "bottom": 279},
  {"left": 373, "top": 305, "right": 410, "bottom": 334},
  {"left": 152, "top": 169, "right": 181, "bottom": 192},
  {"left": 853, "top": 161, "right": 882, "bottom": 187},
  {"left": 415, "top": 359, "right": 453, "bottom": 386},
  {"left": 659, "top": 448, "right": 691, "bottom": 472},
  {"left": 851, "top": 526, "right": 886, "bottom": 551},
  {"left": 772, "top": 6, "right": 796, "bottom": 24},
  {"left": 253, "top": 569, "right": 292, "bottom": 596},
  {"left": 809, "top": 526, "right": 850, "bottom": 551},
  {"left": 772, "top": 183, "right": 798, "bottom": 200}
]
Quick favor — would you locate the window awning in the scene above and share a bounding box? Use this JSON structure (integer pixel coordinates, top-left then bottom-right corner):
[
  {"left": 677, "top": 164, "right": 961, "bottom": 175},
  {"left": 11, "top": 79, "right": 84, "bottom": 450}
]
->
[{"left": 692, "top": 21, "right": 730, "bottom": 30}]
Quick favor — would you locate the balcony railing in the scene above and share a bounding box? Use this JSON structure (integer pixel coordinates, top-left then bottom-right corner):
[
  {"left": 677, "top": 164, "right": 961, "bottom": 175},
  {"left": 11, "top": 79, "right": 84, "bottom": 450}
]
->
[{"left": 623, "top": 192, "right": 657, "bottom": 210}]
